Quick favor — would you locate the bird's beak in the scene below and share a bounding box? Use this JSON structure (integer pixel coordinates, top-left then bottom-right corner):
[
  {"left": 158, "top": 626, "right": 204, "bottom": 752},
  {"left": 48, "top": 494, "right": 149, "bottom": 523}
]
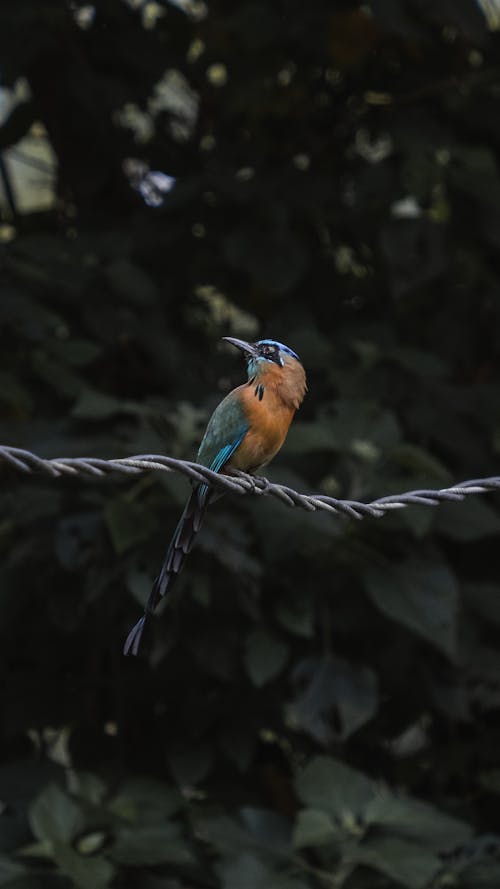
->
[{"left": 222, "top": 337, "right": 256, "bottom": 359}]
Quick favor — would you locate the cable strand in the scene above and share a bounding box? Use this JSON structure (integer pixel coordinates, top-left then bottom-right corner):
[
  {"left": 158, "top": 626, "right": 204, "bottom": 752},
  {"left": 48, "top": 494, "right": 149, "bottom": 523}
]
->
[{"left": 0, "top": 445, "right": 498, "bottom": 520}]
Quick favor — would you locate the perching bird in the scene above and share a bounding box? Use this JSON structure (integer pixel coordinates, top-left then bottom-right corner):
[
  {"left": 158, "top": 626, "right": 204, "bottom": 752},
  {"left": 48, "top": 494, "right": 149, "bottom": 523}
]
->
[{"left": 123, "top": 337, "right": 307, "bottom": 656}]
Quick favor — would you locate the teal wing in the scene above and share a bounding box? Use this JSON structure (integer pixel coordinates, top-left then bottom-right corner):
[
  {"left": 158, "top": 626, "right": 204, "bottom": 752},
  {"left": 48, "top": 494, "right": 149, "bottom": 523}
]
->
[
  {"left": 124, "top": 394, "right": 249, "bottom": 656},
  {"left": 196, "top": 393, "right": 249, "bottom": 506}
]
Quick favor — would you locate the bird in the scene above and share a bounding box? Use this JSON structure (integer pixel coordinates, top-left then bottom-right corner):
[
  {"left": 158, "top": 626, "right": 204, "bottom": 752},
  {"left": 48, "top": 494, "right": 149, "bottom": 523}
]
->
[{"left": 123, "top": 337, "right": 307, "bottom": 656}]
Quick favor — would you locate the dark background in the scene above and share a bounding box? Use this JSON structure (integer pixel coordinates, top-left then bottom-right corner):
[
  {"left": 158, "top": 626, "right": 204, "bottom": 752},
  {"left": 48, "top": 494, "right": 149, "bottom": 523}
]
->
[{"left": 1, "top": 1, "right": 500, "bottom": 887}]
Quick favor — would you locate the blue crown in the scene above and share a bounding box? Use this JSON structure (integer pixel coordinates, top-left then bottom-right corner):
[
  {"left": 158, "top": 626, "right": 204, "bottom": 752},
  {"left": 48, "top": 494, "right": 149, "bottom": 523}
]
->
[{"left": 257, "top": 339, "right": 300, "bottom": 362}]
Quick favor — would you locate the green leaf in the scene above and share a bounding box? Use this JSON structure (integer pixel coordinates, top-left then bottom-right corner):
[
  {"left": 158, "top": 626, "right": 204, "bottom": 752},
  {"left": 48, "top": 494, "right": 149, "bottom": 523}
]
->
[
  {"left": 292, "top": 809, "right": 337, "bottom": 848},
  {"left": 49, "top": 339, "right": 102, "bottom": 367},
  {"left": 400, "top": 504, "right": 436, "bottom": 538},
  {"left": 362, "top": 552, "right": 458, "bottom": 658},
  {"left": 460, "top": 860, "right": 500, "bottom": 888},
  {"left": 244, "top": 629, "right": 288, "bottom": 686},
  {"left": 217, "top": 853, "right": 270, "bottom": 889},
  {"left": 108, "top": 777, "right": 181, "bottom": 823},
  {"left": 110, "top": 824, "right": 194, "bottom": 867},
  {"left": 74, "top": 831, "right": 109, "bottom": 856},
  {"left": 70, "top": 771, "right": 107, "bottom": 806},
  {"left": 168, "top": 745, "right": 214, "bottom": 786},
  {"left": 29, "top": 784, "right": 84, "bottom": 844},
  {"left": 356, "top": 836, "right": 440, "bottom": 889},
  {"left": 388, "top": 346, "right": 448, "bottom": 378},
  {"left": 31, "top": 351, "right": 83, "bottom": 398},
  {"left": 106, "top": 258, "right": 159, "bottom": 305},
  {"left": 364, "top": 793, "right": 472, "bottom": 848},
  {"left": 275, "top": 593, "right": 314, "bottom": 638},
  {"left": 478, "top": 769, "right": 500, "bottom": 794},
  {"left": 71, "top": 387, "right": 143, "bottom": 420},
  {"left": 240, "top": 808, "right": 291, "bottom": 857},
  {"left": 288, "top": 656, "right": 378, "bottom": 742},
  {"left": 125, "top": 570, "right": 154, "bottom": 607},
  {"left": 219, "top": 725, "right": 256, "bottom": 772},
  {"left": 217, "top": 853, "right": 308, "bottom": 889},
  {"left": 286, "top": 403, "right": 401, "bottom": 456},
  {"left": 435, "top": 499, "right": 500, "bottom": 541},
  {"left": 197, "top": 815, "right": 251, "bottom": 857},
  {"left": 0, "top": 856, "right": 29, "bottom": 887},
  {"left": 463, "top": 582, "right": 500, "bottom": 627},
  {"left": 285, "top": 420, "right": 339, "bottom": 454},
  {"left": 223, "top": 226, "right": 307, "bottom": 294},
  {"left": 0, "top": 373, "right": 33, "bottom": 413},
  {"left": 52, "top": 842, "right": 114, "bottom": 889},
  {"left": 104, "top": 500, "right": 156, "bottom": 554},
  {"left": 388, "top": 443, "right": 451, "bottom": 481},
  {"left": 295, "top": 757, "right": 375, "bottom": 819},
  {"left": 329, "top": 400, "right": 401, "bottom": 451}
]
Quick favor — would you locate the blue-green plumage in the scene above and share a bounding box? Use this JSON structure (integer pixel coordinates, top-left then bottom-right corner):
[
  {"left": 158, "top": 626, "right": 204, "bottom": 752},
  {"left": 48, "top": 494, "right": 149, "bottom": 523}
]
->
[
  {"left": 123, "top": 390, "right": 249, "bottom": 656},
  {"left": 123, "top": 336, "right": 306, "bottom": 657}
]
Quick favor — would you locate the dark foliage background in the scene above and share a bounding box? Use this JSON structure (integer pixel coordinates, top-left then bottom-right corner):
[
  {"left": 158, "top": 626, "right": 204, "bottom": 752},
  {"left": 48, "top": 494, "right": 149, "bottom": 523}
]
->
[{"left": 1, "top": 1, "right": 500, "bottom": 887}]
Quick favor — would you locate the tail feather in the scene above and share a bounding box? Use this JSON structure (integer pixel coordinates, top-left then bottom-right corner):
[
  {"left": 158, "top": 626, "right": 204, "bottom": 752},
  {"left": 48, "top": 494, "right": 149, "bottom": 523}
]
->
[
  {"left": 123, "top": 615, "right": 147, "bottom": 657},
  {"left": 123, "top": 488, "right": 208, "bottom": 656}
]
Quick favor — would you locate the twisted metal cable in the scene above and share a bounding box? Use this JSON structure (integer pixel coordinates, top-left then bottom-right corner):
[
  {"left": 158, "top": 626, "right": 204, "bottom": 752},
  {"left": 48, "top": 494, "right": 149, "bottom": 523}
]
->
[{"left": 0, "top": 444, "right": 499, "bottom": 521}]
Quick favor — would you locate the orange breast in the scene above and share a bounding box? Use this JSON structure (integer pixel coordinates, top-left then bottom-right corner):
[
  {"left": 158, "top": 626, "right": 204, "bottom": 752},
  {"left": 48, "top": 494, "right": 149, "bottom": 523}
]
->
[{"left": 227, "top": 381, "right": 296, "bottom": 472}]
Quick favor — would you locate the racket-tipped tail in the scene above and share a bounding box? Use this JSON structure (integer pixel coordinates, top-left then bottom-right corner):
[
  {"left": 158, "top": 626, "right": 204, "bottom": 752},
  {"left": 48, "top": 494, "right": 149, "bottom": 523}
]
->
[{"left": 123, "top": 615, "right": 148, "bottom": 657}]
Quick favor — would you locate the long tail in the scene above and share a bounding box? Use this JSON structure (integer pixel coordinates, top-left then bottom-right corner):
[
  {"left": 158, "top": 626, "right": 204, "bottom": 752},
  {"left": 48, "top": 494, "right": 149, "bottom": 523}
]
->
[{"left": 123, "top": 488, "right": 208, "bottom": 656}]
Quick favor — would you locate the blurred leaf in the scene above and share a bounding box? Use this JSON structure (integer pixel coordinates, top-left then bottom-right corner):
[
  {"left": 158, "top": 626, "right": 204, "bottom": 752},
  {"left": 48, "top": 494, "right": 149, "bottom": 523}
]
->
[
  {"left": 274, "top": 593, "right": 314, "bottom": 638},
  {"left": 478, "top": 770, "right": 500, "bottom": 794},
  {"left": 224, "top": 226, "right": 307, "bottom": 294},
  {"left": 295, "top": 757, "right": 375, "bottom": 817},
  {"left": 108, "top": 778, "right": 181, "bottom": 823},
  {"left": 74, "top": 832, "right": 109, "bottom": 857},
  {"left": 52, "top": 843, "right": 114, "bottom": 889},
  {"left": 292, "top": 809, "right": 337, "bottom": 848},
  {"left": 244, "top": 629, "right": 288, "bottom": 686},
  {"left": 387, "top": 346, "right": 448, "bottom": 378},
  {"left": 435, "top": 499, "right": 500, "bottom": 541},
  {"left": 168, "top": 745, "right": 214, "bottom": 786},
  {"left": 217, "top": 852, "right": 308, "bottom": 889},
  {"left": 219, "top": 724, "right": 256, "bottom": 772},
  {"left": 71, "top": 388, "right": 143, "bottom": 420},
  {"left": 388, "top": 443, "right": 451, "bottom": 482},
  {"left": 0, "top": 856, "right": 29, "bottom": 887},
  {"left": 105, "top": 259, "right": 159, "bottom": 306},
  {"left": 287, "top": 403, "right": 400, "bottom": 457},
  {"left": 0, "top": 373, "right": 33, "bottom": 414},
  {"left": 399, "top": 504, "right": 436, "bottom": 538},
  {"left": 356, "top": 836, "right": 440, "bottom": 889},
  {"left": 55, "top": 512, "right": 101, "bottom": 570},
  {"left": 331, "top": 400, "right": 401, "bottom": 452},
  {"left": 197, "top": 815, "right": 251, "bottom": 857},
  {"left": 29, "top": 784, "right": 84, "bottom": 844},
  {"left": 289, "top": 656, "right": 378, "bottom": 742},
  {"left": 362, "top": 552, "right": 459, "bottom": 658},
  {"left": 0, "top": 100, "right": 34, "bottom": 149},
  {"left": 125, "top": 569, "right": 154, "bottom": 607},
  {"left": 449, "top": 147, "right": 500, "bottom": 208},
  {"left": 364, "top": 793, "right": 472, "bottom": 848},
  {"left": 31, "top": 352, "right": 83, "bottom": 398},
  {"left": 111, "top": 824, "right": 194, "bottom": 867},
  {"left": 104, "top": 499, "right": 156, "bottom": 554},
  {"left": 240, "top": 808, "right": 292, "bottom": 857},
  {"left": 49, "top": 340, "right": 102, "bottom": 368},
  {"left": 461, "top": 860, "right": 500, "bottom": 889},
  {"left": 462, "top": 582, "right": 500, "bottom": 626}
]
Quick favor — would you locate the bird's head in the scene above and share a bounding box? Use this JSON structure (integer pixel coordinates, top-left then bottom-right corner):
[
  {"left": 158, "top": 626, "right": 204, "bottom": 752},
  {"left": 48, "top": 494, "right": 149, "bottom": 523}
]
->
[
  {"left": 222, "top": 337, "right": 306, "bottom": 408},
  {"left": 222, "top": 337, "right": 301, "bottom": 374},
  {"left": 223, "top": 336, "right": 307, "bottom": 410}
]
